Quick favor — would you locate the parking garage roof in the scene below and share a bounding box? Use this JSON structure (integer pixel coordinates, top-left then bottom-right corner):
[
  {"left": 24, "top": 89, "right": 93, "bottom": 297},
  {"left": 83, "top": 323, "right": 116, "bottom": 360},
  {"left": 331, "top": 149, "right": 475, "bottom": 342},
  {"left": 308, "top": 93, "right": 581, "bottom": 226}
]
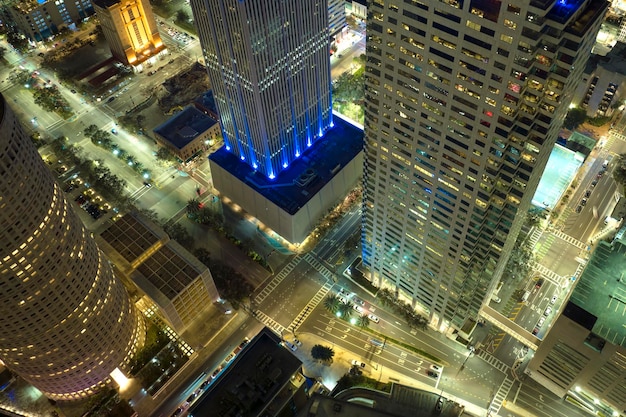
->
[{"left": 568, "top": 241, "right": 626, "bottom": 347}]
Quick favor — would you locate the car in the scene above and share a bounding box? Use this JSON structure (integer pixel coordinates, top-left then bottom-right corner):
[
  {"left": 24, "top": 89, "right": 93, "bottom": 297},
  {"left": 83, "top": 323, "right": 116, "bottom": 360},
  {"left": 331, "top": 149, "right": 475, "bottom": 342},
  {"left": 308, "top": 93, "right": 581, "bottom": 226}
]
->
[
  {"left": 430, "top": 364, "right": 442, "bottom": 372},
  {"left": 211, "top": 366, "right": 223, "bottom": 379},
  {"left": 111, "top": 128, "right": 118, "bottom": 135},
  {"left": 576, "top": 205, "right": 583, "bottom": 213},
  {"left": 168, "top": 59, "right": 175, "bottom": 64},
  {"left": 353, "top": 304, "right": 364, "bottom": 314},
  {"left": 368, "top": 313, "right": 380, "bottom": 323},
  {"left": 143, "top": 181, "right": 152, "bottom": 188},
  {"left": 537, "top": 317, "right": 546, "bottom": 327},
  {"left": 338, "top": 288, "right": 351, "bottom": 298},
  {"left": 532, "top": 327, "right": 540, "bottom": 335},
  {"left": 283, "top": 341, "right": 297, "bottom": 352},
  {"left": 581, "top": 198, "right": 587, "bottom": 206},
  {"left": 351, "top": 360, "right": 366, "bottom": 368},
  {"left": 550, "top": 295, "right": 557, "bottom": 304},
  {"left": 294, "top": 338, "right": 302, "bottom": 346},
  {"left": 172, "top": 407, "right": 183, "bottom": 417},
  {"left": 107, "top": 96, "right": 115, "bottom": 103},
  {"left": 544, "top": 307, "right": 552, "bottom": 316},
  {"left": 436, "top": 397, "right": 444, "bottom": 412},
  {"left": 70, "top": 89, "right": 77, "bottom": 94},
  {"left": 224, "top": 353, "right": 235, "bottom": 362},
  {"left": 186, "top": 392, "right": 197, "bottom": 403},
  {"left": 64, "top": 184, "right": 75, "bottom": 192},
  {"left": 591, "top": 179, "right": 598, "bottom": 187},
  {"left": 535, "top": 278, "right": 544, "bottom": 289},
  {"left": 200, "top": 379, "right": 210, "bottom": 389},
  {"left": 427, "top": 370, "right": 439, "bottom": 378},
  {"left": 584, "top": 190, "right": 591, "bottom": 198},
  {"left": 353, "top": 297, "right": 365, "bottom": 306}
]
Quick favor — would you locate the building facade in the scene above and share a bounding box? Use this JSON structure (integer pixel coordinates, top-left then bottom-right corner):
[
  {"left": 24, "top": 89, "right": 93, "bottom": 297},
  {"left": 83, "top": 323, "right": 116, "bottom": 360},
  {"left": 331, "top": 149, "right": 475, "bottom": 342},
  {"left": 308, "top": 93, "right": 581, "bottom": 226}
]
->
[
  {"left": 362, "top": 0, "right": 607, "bottom": 331},
  {"left": 191, "top": 0, "right": 333, "bottom": 180},
  {"left": 0, "top": 95, "right": 143, "bottom": 399},
  {"left": 93, "top": 0, "right": 165, "bottom": 67},
  {"left": 0, "top": 0, "right": 94, "bottom": 42}
]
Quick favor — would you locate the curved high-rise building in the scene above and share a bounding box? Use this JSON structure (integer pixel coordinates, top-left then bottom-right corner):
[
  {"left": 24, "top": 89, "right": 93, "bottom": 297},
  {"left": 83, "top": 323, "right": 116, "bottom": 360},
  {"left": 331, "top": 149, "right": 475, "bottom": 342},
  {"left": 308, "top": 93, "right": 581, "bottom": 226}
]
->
[{"left": 0, "top": 96, "right": 143, "bottom": 400}]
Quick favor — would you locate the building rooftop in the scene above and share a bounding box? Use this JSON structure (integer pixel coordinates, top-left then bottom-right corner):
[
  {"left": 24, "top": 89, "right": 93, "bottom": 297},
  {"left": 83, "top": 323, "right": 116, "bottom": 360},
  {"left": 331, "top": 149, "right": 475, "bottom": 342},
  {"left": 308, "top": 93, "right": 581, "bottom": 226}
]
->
[
  {"left": 100, "top": 213, "right": 211, "bottom": 299},
  {"left": 209, "top": 115, "right": 364, "bottom": 215},
  {"left": 189, "top": 328, "right": 303, "bottom": 417},
  {"left": 597, "top": 42, "right": 626, "bottom": 76},
  {"left": 301, "top": 384, "right": 465, "bottom": 417},
  {"left": 135, "top": 244, "right": 206, "bottom": 299},
  {"left": 568, "top": 240, "right": 626, "bottom": 347},
  {"left": 153, "top": 106, "right": 218, "bottom": 150},
  {"left": 100, "top": 214, "right": 164, "bottom": 264}
]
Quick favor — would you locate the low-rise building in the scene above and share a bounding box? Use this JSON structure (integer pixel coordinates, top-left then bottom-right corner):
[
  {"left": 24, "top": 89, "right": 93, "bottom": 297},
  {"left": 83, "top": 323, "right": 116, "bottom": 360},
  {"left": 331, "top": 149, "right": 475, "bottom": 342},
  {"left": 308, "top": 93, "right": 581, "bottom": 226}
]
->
[
  {"left": 190, "top": 327, "right": 308, "bottom": 417},
  {"left": 0, "top": 0, "right": 94, "bottom": 42},
  {"left": 98, "top": 212, "right": 220, "bottom": 333},
  {"left": 209, "top": 114, "right": 363, "bottom": 244},
  {"left": 153, "top": 105, "right": 220, "bottom": 163},
  {"left": 527, "top": 240, "right": 626, "bottom": 417}
]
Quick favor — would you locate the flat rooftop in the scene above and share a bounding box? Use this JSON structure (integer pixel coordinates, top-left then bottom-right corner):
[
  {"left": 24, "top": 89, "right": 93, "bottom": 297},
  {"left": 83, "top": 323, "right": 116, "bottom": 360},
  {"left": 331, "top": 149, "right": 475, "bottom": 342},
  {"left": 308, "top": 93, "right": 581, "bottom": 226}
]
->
[
  {"left": 100, "top": 214, "right": 163, "bottom": 264},
  {"left": 153, "top": 106, "right": 217, "bottom": 150},
  {"left": 209, "top": 115, "right": 363, "bottom": 215},
  {"left": 136, "top": 244, "right": 206, "bottom": 299},
  {"left": 101, "top": 213, "right": 209, "bottom": 299},
  {"left": 189, "top": 328, "right": 303, "bottom": 417},
  {"left": 569, "top": 240, "right": 626, "bottom": 347}
]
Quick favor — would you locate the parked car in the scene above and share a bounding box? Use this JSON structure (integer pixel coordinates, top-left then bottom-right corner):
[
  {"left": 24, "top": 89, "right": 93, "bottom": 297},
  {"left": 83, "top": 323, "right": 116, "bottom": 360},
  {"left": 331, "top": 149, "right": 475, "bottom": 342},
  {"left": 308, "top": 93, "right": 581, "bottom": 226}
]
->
[
  {"left": 430, "top": 364, "right": 442, "bottom": 372},
  {"left": 427, "top": 370, "right": 439, "bottom": 378},
  {"left": 550, "top": 295, "right": 557, "bottom": 304},
  {"left": 368, "top": 313, "right": 380, "bottom": 323},
  {"left": 544, "top": 307, "right": 552, "bottom": 316},
  {"left": 351, "top": 360, "right": 366, "bottom": 368}
]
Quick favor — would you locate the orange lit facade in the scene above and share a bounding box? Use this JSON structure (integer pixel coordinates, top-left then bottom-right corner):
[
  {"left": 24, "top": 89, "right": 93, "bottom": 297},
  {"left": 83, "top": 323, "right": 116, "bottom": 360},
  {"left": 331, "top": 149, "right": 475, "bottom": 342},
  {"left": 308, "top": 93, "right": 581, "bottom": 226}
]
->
[{"left": 93, "top": 0, "right": 165, "bottom": 67}]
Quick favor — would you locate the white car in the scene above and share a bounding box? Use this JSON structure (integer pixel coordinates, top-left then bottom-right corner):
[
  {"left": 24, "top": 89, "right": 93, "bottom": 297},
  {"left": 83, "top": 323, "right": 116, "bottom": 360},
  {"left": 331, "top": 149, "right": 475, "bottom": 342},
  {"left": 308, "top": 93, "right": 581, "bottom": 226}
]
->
[
  {"left": 351, "top": 360, "right": 366, "bottom": 368},
  {"left": 430, "top": 364, "right": 442, "bottom": 372},
  {"left": 354, "top": 304, "right": 364, "bottom": 314},
  {"left": 367, "top": 313, "right": 380, "bottom": 323},
  {"left": 550, "top": 295, "right": 557, "bottom": 304},
  {"left": 544, "top": 307, "right": 552, "bottom": 316}
]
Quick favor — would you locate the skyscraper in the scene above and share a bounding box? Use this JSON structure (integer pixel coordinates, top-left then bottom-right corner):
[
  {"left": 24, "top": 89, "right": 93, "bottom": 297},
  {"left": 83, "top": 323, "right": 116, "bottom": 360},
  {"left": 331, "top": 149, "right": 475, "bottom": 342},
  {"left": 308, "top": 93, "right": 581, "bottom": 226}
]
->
[
  {"left": 0, "top": 96, "right": 143, "bottom": 399},
  {"left": 191, "top": 0, "right": 333, "bottom": 180},
  {"left": 362, "top": 0, "right": 607, "bottom": 331},
  {"left": 93, "top": 0, "right": 165, "bottom": 67}
]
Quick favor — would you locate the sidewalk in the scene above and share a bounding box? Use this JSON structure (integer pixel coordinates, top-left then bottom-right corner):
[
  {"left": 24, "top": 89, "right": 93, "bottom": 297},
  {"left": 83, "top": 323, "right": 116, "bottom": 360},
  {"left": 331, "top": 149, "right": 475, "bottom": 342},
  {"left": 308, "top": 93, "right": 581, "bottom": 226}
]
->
[{"left": 284, "top": 331, "right": 493, "bottom": 417}]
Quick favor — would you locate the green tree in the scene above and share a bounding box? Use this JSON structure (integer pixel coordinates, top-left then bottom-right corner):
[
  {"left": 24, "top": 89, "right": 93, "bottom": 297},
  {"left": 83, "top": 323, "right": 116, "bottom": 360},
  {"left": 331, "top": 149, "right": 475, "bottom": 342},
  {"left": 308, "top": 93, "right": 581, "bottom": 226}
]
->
[
  {"left": 356, "top": 314, "right": 370, "bottom": 329},
  {"left": 323, "top": 294, "right": 340, "bottom": 315},
  {"left": 155, "top": 147, "right": 177, "bottom": 163},
  {"left": 613, "top": 153, "right": 626, "bottom": 187},
  {"left": 175, "top": 10, "right": 190, "bottom": 23},
  {"left": 310, "top": 344, "right": 335, "bottom": 362},
  {"left": 563, "top": 107, "right": 587, "bottom": 130},
  {"left": 163, "top": 223, "right": 193, "bottom": 249},
  {"left": 337, "top": 300, "right": 354, "bottom": 320}
]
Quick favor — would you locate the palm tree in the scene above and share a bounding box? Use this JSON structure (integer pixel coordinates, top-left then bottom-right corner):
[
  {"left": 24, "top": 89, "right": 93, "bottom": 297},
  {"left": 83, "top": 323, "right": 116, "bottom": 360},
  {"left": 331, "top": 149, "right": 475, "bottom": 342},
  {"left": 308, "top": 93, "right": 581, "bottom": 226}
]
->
[
  {"left": 356, "top": 314, "right": 370, "bottom": 329},
  {"left": 323, "top": 294, "right": 340, "bottom": 314},
  {"left": 338, "top": 301, "right": 354, "bottom": 319}
]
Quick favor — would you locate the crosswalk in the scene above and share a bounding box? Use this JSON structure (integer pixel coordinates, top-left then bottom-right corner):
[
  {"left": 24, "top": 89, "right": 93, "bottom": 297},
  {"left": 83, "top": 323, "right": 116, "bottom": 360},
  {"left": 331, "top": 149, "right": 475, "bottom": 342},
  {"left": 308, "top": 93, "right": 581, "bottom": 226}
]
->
[
  {"left": 490, "top": 377, "right": 514, "bottom": 415},
  {"left": 549, "top": 228, "right": 586, "bottom": 250},
  {"left": 303, "top": 253, "right": 336, "bottom": 282},
  {"left": 254, "top": 255, "right": 301, "bottom": 305},
  {"left": 476, "top": 349, "right": 509, "bottom": 374},
  {"left": 288, "top": 281, "right": 333, "bottom": 332},
  {"left": 253, "top": 310, "right": 285, "bottom": 336},
  {"left": 527, "top": 227, "right": 543, "bottom": 251},
  {"left": 532, "top": 262, "right": 562, "bottom": 285}
]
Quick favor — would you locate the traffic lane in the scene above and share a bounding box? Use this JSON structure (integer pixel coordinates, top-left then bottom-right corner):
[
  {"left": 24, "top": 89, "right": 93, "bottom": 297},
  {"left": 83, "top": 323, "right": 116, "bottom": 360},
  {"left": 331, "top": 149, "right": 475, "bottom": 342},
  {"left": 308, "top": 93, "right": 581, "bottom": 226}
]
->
[
  {"left": 313, "top": 209, "right": 360, "bottom": 261},
  {"left": 256, "top": 261, "right": 328, "bottom": 328},
  {"left": 511, "top": 378, "right": 590, "bottom": 417}
]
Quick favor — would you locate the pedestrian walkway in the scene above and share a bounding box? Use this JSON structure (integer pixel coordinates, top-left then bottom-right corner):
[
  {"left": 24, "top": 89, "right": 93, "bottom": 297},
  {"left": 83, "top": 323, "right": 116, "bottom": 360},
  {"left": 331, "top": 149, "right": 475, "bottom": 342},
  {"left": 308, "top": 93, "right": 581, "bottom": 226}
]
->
[
  {"left": 476, "top": 349, "right": 509, "bottom": 374},
  {"left": 490, "top": 377, "right": 515, "bottom": 415},
  {"left": 304, "top": 253, "right": 336, "bottom": 282},
  {"left": 549, "top": 228, "right": 586, "bottom": 249},
  {"left": 532, "top": 262, "right": 562, "bottom": 286},
  {"left": 253, "top": 310, "right": 285, "bottom": 335},
  {"left": 254, "top": 255, "right": 301, "bottom": 304},
  {"left": 527, "top": 227, "right": 543, "bottom": 250},
  {"left": 289, "top": 281, "right": 333, "bottom": 332}
]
